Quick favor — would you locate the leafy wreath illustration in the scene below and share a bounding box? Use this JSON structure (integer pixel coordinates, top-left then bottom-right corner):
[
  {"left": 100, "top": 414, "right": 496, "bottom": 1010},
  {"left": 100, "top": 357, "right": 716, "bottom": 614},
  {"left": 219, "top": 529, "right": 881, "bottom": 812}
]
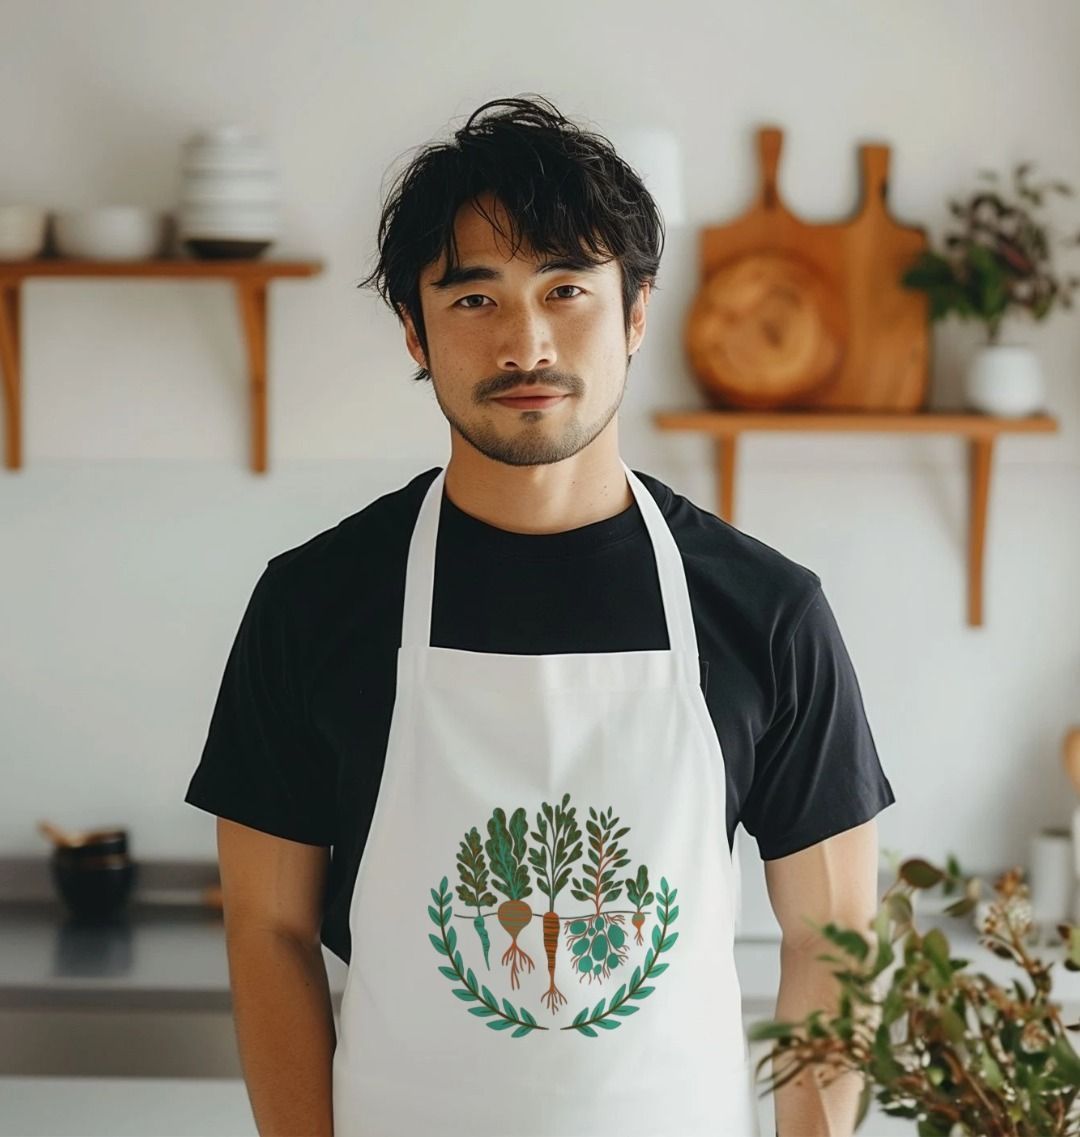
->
[{"left": 427, "top": 792, "right": 680, "bottom": 1039}]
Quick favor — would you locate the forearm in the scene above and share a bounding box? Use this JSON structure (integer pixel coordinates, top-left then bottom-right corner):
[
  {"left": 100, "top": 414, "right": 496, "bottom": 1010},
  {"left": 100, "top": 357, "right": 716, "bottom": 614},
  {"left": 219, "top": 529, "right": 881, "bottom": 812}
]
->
[
  {"left": 771, "top": 939, "right": 864, "bottom": 1137},
  {"left": 225, "top": 928, "right": 337, "bottom": 1137}
]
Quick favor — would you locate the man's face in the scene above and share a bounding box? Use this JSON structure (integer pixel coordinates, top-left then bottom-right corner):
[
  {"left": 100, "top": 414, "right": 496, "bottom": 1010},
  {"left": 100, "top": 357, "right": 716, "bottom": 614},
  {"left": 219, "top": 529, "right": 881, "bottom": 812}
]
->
[{"left": 402, "top": 193, "right": 648, "bottom": 467}]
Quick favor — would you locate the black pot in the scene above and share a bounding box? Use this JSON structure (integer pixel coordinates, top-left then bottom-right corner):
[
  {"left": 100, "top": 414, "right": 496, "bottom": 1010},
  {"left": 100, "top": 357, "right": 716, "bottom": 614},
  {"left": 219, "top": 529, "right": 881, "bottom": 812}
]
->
[{"left": 50, "top": 853, "right": 137, "bottom": 921}]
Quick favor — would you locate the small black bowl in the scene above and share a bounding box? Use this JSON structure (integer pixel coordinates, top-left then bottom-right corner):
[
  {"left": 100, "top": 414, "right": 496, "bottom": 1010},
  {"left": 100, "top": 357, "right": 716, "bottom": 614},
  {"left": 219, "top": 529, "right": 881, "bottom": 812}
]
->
[
  {"left": 50, "top": 855, "right": 137, "bottom": 922},
  {"left": 183, "top": 237, "right": 273, "bottom": 260}
]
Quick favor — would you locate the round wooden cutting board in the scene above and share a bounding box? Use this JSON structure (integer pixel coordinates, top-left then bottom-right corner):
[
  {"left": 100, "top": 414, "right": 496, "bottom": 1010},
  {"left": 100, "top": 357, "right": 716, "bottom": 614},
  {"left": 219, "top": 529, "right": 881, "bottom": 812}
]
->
[{"left": 685, "top": 249, "right": 846, "bottom": 408}]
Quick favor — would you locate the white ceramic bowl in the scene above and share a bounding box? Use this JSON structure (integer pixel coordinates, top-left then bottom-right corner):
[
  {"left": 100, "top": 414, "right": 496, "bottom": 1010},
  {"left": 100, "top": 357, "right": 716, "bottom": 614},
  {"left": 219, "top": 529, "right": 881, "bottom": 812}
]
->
[
  {"left": 55, "top": 206, "right": 169, "bottom": 260},
  {"left": 181, "top": 125, "right": 275, "bottom": 173},
  {"left": 180, "top": 172, "right": 280, "bottom": 204},
  {"left": 180, "top": 224, "right": 280, "bottom": 241},
  {"left": 182, "top": 151, "right": 275, "bottom": 174},
  {"left": 178, "top": 204, "right": 279, "bottom": 239},
  {"left": 0, "top": 204, "right": 49, "bottom": 259},
  {"left": 178, "top": 202, "right": 279, "bottom": 222}
]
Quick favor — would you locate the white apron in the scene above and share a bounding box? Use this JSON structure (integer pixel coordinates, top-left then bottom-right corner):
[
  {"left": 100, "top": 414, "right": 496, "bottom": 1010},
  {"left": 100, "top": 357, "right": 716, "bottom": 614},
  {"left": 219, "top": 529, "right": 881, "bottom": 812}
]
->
[{"left": 332, "top": 462, "right": 761, "bottom": 1137}]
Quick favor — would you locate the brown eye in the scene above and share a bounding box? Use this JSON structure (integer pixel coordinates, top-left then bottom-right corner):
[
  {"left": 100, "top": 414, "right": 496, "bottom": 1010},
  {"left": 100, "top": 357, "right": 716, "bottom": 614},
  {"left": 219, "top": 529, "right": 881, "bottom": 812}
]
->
[{"left": 452, "top": 285, "right": 583, "bottom": 309}]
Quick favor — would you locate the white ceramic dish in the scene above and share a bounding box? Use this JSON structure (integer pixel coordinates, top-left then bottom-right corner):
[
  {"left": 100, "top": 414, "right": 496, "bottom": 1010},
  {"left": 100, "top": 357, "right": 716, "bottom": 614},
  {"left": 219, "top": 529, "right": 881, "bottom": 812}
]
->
[
  {"left": 182, "top": 154, "right": 275, "bottom": 174},
  {"left": 55, "top": 206, "right": 169, "bottom": 260},
  {"left": 179, "top": 224, "right": 280, "bottom": 240},
  {"left": 181, "top": 126, "right": 274, "bottom": 174},
  {"left": 180, "top": 176, "right": 280, "bottom": 204},
  {"left": 179, "top": 223, "right": 279, "bottom": 240},
  {"left": 179, "top": 205, "right": 278, "bottom": 232},
  {"left": 0, "top": 204, "right": 48, "bottom": 259},
  {"left": 178, "top": 203, "right": 278, "bottom": 221}
]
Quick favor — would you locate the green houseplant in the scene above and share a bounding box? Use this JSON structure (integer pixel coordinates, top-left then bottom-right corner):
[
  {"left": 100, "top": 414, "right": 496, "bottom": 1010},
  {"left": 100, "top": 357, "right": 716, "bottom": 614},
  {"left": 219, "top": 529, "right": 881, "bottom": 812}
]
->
[
  {"left": 747, "top": 853, "right": 1080, "bottom": 1136},
  {"left": 900, "top": 163, "right": 1080, "bottom": 345},
  {"left": 900, "top": 164, "right": 1080, "bottom": 417}
]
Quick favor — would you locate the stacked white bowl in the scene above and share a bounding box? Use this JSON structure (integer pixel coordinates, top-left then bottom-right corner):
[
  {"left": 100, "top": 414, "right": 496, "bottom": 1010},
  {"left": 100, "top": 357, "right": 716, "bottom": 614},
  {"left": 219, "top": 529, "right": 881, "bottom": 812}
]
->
[
  {"left": 0, "top": 205, "right": 49, "bottom": 259},
  {"left": 54, "top": 206, "right": 170, "bottom": 259},
  {"left": 177, "top": 125, "right": 280, "bottom": 258},
  {"left": 1, "top": 203, "right": 168, "bottom": 261}
]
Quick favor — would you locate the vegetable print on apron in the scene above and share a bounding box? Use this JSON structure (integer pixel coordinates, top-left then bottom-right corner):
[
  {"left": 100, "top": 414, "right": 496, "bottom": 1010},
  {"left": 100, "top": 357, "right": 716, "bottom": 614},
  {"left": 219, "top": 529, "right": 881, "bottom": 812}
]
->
[{"left": 332, "top": 462, "right": 761, "bottom": 1137}]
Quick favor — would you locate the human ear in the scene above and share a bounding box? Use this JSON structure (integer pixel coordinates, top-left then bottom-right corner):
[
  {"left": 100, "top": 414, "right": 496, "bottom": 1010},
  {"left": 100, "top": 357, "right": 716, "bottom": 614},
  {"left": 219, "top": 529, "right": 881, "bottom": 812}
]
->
[
  {"left": 399, "top": 305, "right": 429, "bottom": 370},
  {"left": 628, "top": 283, "right": 649, "bottom": 355}
]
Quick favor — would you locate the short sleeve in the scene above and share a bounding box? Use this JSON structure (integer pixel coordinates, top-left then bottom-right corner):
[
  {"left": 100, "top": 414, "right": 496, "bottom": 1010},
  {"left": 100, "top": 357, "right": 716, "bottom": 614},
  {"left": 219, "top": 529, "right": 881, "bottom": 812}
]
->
[
  {"left": 184, "top": 563, "right": 336, "bottom": 846},
  {"left": 740, "top": 584, "right": 896, "bottom": 861}
]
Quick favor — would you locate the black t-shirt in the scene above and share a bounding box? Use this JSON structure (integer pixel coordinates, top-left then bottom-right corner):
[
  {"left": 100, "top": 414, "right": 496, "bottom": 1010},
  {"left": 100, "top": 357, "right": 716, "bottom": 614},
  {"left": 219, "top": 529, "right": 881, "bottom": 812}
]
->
[{"left": 185, "top": 466, "right": 896, "bottom": 965}]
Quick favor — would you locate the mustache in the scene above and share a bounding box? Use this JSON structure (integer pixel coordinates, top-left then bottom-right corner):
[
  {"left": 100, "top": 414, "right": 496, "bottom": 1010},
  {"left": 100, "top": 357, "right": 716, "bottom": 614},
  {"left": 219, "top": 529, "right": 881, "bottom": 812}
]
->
[{"left": 476, "top": 371, "right": 583, "bottom": 401}]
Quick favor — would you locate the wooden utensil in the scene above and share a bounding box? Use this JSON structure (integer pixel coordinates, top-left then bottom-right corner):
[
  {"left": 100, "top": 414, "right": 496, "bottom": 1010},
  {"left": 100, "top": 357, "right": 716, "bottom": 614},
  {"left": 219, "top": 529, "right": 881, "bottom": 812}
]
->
[
  {"left": 1063, "top": 727, "right": 1080, "bottom": 797},
  {"left": 37, "top": 820, "right": 126, "bottom": 848}
]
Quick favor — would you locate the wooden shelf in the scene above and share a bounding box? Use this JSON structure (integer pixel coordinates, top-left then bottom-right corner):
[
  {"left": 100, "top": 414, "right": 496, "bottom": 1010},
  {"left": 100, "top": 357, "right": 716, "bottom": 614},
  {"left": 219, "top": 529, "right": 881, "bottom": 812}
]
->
[
  {"left": 0, "top": 257, "right": 324, "bottom": 473},
  {"left": 654, "top": 408, "right": 1060, "bottom": 627}
]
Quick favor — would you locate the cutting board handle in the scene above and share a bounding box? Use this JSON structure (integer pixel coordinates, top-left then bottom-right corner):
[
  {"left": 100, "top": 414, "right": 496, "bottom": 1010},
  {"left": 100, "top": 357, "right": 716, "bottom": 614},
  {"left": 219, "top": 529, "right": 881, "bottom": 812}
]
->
[
  {"left": 755, "top": 126, "right": 784, "bottom": 210},
  {"left": 858, "top": 144, "right": 892, "bottom": 215}
]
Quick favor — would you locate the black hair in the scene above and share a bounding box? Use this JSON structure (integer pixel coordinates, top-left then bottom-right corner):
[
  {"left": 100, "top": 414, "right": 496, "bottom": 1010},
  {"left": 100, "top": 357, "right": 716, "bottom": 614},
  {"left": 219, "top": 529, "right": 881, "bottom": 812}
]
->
[{"left": 356, "top": 94, "right": 666, "bottom": 383}]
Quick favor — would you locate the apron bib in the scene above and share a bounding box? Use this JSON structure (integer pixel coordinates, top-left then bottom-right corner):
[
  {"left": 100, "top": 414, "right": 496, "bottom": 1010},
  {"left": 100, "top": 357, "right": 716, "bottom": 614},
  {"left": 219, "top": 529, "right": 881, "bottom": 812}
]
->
[{"left": 332, "top": 462, "right": 761, "bottom": 1137}]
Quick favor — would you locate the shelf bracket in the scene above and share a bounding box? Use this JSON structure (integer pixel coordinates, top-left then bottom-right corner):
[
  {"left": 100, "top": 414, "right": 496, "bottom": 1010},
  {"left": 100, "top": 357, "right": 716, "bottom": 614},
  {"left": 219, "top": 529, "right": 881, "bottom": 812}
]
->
[
  {"left": 967, "top": 436, "right": 994, "bottom": 628},
  {"left": 0, "top": 258, "right": 320, "bottom": 473},
  {"left": 656, "top": 409, "right": 1057, "bottom": 629},
  {"left": 714, "top": 435, "right": 737, "bottom": 523},
  {"left": 234, "top": 279, "right": 269, "bottom": 474},
  {"left": 711, "top": 429, "right": 999, "bottom": 626},
  {"left": 0, "top": 282, "right": 22, "bottom": 470}
]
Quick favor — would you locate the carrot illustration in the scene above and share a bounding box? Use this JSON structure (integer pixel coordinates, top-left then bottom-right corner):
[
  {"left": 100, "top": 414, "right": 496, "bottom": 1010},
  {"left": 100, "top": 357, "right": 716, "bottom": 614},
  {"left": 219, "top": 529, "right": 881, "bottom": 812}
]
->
[
  {"left": 485, "top": 807, "right": 536, "bottom": 990},
  {"left": 455, "top": 826, "right": 497, "bottom": 969},
  {"left": 625, "top": 864, "right": 654, "bottom": 946},
  {"left": 565, "top": 805, "right": 634, "bottom": 982},
  {"left": 526, "top": 792, "right": 583, "bottom": 1013}
]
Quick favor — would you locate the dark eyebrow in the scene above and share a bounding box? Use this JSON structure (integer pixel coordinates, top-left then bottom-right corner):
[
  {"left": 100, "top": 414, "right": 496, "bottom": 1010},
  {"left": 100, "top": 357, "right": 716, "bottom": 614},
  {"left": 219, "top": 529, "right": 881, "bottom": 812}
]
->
[{"left": 427, "top": 255, "right": 602, "bottom": 292}]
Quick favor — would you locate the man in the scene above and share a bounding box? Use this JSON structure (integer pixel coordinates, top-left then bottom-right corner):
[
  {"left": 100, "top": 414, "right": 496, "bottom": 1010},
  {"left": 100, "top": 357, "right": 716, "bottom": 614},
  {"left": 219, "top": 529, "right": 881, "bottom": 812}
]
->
[{"left": 185, "top": 94, "right": 895, "bottom": 1137}]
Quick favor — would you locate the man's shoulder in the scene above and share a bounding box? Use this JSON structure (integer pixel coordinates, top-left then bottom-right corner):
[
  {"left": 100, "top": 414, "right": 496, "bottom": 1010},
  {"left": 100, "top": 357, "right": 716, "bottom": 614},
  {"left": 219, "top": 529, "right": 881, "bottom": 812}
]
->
[
  {"left": 264, "top": 465, "right": 441, "bottom": 592},
  {"left": 632, "top": 467, "right": 822, "bottom": 631}
]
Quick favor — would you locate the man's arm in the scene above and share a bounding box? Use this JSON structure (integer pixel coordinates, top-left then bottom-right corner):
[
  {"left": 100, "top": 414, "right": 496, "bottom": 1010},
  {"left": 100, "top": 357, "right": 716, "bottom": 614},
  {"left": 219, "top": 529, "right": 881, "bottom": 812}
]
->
[
  {"left": 763, "top": 818, "right": 881, "bottom": 1137},
  {"left": 217, "top": 816, "right": 336, "bottom": 1137}
]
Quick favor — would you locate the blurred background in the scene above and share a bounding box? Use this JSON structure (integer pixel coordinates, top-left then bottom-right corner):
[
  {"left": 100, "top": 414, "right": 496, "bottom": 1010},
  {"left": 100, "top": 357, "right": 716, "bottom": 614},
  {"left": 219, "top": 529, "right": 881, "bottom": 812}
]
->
[{"left": 2, "top": 1, "right": 1079, "bottom": 1134}]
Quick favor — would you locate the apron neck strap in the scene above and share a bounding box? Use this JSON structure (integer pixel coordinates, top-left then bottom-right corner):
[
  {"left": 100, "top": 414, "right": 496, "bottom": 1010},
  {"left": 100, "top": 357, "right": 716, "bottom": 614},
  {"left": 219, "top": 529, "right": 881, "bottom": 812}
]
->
[{"left": 401, "top": 461, "right": 700, "bottom": 655}]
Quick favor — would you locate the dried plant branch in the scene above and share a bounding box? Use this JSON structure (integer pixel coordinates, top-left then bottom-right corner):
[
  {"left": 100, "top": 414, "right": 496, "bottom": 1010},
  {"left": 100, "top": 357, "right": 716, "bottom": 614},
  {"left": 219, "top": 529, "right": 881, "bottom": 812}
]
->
[{"left": 748, "top": 853, "right": 1080, "bottom": 1136}]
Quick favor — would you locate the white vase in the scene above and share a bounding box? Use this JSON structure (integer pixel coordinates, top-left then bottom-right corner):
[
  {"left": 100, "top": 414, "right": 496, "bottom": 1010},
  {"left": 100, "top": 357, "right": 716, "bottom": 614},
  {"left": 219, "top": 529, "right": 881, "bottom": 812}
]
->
[
  {"left": 1028, "top": 826, "right": 1074, "bottom": 929},
  {"left": 963, "top": 343, "right": 1046, "bottom": 416}
]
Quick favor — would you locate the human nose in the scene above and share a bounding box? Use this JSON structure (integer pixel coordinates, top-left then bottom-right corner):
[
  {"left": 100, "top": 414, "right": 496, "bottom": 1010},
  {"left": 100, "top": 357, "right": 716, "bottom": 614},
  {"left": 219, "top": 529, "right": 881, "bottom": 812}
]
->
[{"left": 495, "top": 305, "right": 556, "bottom": 373}]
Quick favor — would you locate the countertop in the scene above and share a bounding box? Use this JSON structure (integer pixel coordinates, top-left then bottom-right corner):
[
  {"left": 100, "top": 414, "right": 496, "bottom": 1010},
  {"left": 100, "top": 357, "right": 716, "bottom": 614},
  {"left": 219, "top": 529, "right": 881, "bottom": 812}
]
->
[
  {"left": 2, "top": 893, "right": 1077, "bottom": 1019},
  {"left": 0, "top": 1076, "right": 258, "bottom": 1137},
  {"left": 0, "top": 895, "right": 786, "bottom": 1015},
  {"left": 2, "top": 858, "right": 1072, "bottom": 1137}
]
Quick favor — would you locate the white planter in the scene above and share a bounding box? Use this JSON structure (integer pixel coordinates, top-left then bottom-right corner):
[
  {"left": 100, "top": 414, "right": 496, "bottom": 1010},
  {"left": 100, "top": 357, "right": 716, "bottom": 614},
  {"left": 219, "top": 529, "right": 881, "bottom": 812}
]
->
[
  {"left": 1029, "top": 826, "right": 1074, "bottom": 929},
  {"left": 964, "top": 343, "right": 1046, "bottom": 416}
]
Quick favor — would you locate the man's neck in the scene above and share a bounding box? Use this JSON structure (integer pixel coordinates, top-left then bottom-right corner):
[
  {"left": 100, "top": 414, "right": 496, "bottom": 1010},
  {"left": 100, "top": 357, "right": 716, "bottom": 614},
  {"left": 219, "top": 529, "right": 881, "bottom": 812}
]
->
[{"left": 441, "top": 434, "right": 634, "bottom": 536}]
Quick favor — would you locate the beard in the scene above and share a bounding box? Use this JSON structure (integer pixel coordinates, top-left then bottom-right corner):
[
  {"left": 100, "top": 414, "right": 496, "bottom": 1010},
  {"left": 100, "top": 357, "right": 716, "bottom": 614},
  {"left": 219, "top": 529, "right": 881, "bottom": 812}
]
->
[{"left": 431, "top": 365, "right": 628, "bottom": 468}]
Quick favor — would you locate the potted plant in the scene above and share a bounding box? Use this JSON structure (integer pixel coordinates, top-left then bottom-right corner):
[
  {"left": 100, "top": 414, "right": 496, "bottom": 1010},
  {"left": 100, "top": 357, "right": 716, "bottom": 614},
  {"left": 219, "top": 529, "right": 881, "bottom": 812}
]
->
[
  {"left": 747, "top": 853, "right": 1080, "bottom": 1135},
  {"left": 900, "top": 163, "right": 1080, "bottom": 417}
]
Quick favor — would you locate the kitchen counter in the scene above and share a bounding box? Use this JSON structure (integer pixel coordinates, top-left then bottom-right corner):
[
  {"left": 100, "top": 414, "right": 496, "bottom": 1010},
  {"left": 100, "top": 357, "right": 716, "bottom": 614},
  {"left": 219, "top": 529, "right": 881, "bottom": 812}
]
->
[
  {"left": 0, "top": 1076, "right": 257, "bottom": 1137},
  {"left": 1, "top": 877, "right": 1075, "bottom": 1137},
  {"left": 0, "top": 896, "right": 788, "bottom": 1014},
  {"left": 0, "top": 896, "right": 780, "bottom": 1016},
  {"left": 2, "top": 890, "right": 1077, "bottom": 1018}
]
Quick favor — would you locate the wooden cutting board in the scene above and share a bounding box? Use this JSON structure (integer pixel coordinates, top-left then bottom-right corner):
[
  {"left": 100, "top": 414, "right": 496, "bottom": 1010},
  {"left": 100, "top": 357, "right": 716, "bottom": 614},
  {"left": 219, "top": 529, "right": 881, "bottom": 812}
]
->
[{"left": 684, "top": 126, "right": 930, "bottom": 410}]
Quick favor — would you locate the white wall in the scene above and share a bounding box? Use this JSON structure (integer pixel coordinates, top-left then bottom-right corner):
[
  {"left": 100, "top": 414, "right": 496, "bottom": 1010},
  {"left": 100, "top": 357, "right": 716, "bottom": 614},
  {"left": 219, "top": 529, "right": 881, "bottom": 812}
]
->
[{"left": 2, "top": 0, "right": 1079, "bottom": 896}]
